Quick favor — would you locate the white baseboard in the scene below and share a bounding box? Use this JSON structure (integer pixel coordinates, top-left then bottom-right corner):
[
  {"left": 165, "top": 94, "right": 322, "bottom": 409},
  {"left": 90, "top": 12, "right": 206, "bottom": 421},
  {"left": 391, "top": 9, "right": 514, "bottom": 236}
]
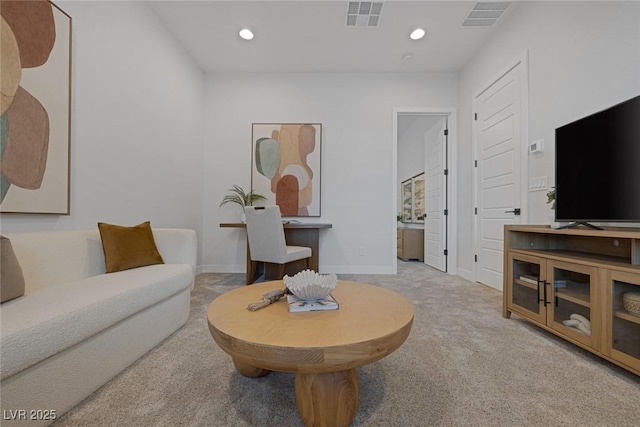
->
[
  {"left": 197, "top": 264, "right": 245, "bottom": 274},
  {"left": 480, "top": 281, "right": 503, "bottom": 293},
  {"left": 320, "top": 265, "right": 395, "bottom": 275},
  {"left": 197, "top": 264, "right": 396, "bottom": 276},
  {"left": 457, "top": 268, "right": 474, "bottom": 282}
]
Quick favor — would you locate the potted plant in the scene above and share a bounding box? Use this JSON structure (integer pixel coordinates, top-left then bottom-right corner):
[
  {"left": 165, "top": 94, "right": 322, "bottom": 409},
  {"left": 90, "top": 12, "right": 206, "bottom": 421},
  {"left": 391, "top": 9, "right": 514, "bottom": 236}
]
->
[
  {"left": 546, "top": 188, "right": 556, "bottom": 210},
  {"left": 546, "top": 187, "right": 558, "bottom": 228},
  {"left": 220, "top": 185, "right": 267, "bottom": 222}
]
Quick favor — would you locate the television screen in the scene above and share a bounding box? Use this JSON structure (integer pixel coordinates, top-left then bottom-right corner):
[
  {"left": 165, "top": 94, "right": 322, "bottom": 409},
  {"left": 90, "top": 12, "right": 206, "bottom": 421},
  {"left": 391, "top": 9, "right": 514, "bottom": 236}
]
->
[{"left": 555, "top": 95, "right": 640, "bottom": 223}]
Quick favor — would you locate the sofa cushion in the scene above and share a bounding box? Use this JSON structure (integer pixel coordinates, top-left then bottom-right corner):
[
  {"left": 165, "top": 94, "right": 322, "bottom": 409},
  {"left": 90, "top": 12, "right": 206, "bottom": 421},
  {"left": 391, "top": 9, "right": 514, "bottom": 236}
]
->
[
  {"left": 1, "top": 236, "right": 25, "bottom": 303},
  {"left": 0, "top": 263, "right": 193, "bottom": 380},
  {"left": 98, "top": 221, "right": 164, "bottom": 273}
]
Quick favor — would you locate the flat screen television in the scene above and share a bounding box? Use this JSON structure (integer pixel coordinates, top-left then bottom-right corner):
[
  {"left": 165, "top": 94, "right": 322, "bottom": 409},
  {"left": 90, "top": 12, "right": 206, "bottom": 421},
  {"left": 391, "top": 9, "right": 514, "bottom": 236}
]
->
[{"left": 555, "top": 94, "right": 640, "bottom": 227}]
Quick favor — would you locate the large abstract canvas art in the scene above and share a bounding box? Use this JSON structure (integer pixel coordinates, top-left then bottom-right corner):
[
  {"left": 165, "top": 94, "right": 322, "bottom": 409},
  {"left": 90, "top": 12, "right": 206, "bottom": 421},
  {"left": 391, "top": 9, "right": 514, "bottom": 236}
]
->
[
  {"left": 0, "top": 1, "right": 71, "bottom": 214},
  {"left": 251, "top": 123, "right": 321, "bottom": 217}
]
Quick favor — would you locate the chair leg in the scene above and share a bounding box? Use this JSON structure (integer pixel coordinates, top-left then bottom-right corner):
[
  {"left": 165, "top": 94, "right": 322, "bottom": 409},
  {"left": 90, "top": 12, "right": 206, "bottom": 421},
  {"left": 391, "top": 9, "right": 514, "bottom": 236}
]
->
[
  {"left": 248, "top": 261, "right": 259, "bottom": 285},
  {"left": 277, "top": 264, "right": 285, "bottom": 280}
]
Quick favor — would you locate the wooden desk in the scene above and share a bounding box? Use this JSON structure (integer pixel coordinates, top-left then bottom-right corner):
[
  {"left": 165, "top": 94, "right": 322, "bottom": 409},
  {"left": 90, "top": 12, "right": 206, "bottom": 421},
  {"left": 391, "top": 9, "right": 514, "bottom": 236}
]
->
[
  {"left": 220, "top": 222, "right": 332, "bottom": 284},
  {"left": 207, "top": 280, "right": 414, "bottom": 427}
]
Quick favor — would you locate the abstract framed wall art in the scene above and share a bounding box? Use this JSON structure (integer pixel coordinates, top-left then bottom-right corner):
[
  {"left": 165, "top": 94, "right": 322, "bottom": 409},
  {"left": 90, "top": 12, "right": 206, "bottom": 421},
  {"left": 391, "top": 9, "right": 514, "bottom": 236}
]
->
[
  {"left": 1, "top": 1, "right": 72, "bottom": 214},
  {"left": 251, "top": 123, "right": 321, "bottom": 217}
]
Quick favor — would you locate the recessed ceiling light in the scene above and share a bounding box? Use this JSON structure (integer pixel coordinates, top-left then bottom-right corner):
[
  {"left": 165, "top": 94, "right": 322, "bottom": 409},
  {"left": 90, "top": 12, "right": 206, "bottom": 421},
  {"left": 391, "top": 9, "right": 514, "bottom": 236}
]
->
[
  {"left": 239, "top": 28, "right": 254, "bottom": 40},
  {"left": 409, "top": 28, "right": 425, "bottom": 40}
]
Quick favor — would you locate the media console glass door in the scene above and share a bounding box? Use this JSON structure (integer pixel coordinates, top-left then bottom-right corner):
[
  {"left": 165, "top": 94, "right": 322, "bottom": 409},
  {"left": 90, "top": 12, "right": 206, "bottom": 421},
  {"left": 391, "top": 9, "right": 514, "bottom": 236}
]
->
[
  {"left": 604, "top": 270, "right": 640, "bottom": 372},
  {"left": 508, "top": 253, "right": 598, "bottom": 350}
]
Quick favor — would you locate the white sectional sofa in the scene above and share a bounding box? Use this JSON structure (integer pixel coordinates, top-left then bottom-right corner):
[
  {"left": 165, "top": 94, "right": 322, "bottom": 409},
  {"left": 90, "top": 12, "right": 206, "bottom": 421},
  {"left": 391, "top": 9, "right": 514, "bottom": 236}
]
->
[{"left": 0, "top": 228, "right": 197, "bottom": 426}]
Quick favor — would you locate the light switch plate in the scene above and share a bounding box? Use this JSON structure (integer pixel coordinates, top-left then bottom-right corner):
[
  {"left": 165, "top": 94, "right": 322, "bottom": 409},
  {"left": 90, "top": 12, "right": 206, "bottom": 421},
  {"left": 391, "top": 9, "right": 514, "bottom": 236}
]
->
[{"left": 529, "top": 176, "right": 548, "bottom": 192}]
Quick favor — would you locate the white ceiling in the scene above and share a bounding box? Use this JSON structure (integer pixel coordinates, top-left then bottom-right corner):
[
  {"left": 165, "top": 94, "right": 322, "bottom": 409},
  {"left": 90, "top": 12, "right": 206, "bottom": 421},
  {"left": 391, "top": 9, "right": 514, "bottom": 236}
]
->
[{"left": 147, "top": 0, "right": 515, "bottom": 73}]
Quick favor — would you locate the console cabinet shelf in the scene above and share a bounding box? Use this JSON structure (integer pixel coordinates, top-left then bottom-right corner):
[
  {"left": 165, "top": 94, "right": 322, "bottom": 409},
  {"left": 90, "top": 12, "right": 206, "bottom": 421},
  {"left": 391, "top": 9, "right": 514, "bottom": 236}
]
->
[
  {"left": 503, "top": 225, "right": 640, "bottom": 376},
  {"left": 397, "top": 228, "right": 424, "bottom": 262}
]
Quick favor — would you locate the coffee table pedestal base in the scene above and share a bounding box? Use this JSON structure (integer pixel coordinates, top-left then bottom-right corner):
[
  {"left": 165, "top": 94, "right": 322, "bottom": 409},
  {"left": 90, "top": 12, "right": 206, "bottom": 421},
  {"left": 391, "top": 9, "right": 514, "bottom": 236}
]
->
[
  {"left": 295, "top": 369, "right": 359, "bottom": 427},
  {"left": 233, "top": 358, "right": 270, "bottom": 378}
]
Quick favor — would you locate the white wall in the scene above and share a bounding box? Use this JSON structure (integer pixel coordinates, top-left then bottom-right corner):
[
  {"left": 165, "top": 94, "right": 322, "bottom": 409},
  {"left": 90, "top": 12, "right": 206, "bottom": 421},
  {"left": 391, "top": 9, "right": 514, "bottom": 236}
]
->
[
  {"left": 398, "top": 118, "right": 426, "bottom": 185},
  {"left": 8, "top": 2, "right": 636, "bottom": 278},
  {"left": 202, "top": 73, "right": 458, "bottom": 274},
  {"left": 456, "top": 1, "right": 640, "bottom": 277},
  {"left": 0, "top": 1, "right": 204, "bottom": 253}
]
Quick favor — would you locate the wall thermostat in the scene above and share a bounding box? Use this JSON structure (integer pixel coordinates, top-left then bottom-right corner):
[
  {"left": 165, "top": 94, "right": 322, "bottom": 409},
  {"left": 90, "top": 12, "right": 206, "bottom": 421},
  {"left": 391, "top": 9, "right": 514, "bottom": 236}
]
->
[{"left": 529, "top": 139, "right": 544, "bottom": 154}]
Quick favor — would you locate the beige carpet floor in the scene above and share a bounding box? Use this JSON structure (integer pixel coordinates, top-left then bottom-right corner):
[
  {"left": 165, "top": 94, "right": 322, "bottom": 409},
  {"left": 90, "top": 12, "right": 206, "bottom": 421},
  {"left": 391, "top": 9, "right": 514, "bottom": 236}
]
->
[{"left": 53, "top": 261, "right": 640, "bottom": 426}]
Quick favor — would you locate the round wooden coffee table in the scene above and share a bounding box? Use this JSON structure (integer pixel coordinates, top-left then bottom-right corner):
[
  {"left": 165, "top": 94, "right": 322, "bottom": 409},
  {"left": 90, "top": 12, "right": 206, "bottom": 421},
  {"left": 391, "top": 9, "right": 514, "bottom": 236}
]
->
[{"left": 207, "top": 280, "right": 414, "bottom": 427}]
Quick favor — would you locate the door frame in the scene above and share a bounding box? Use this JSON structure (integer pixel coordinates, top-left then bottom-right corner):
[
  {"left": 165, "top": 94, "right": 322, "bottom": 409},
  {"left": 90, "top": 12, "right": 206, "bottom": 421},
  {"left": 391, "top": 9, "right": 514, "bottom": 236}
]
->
[
  {"left": 472, "top": 51, "right": 530, "bottom": 284},
  {"left": 393, "top": 107, "right": 458, "bottom": 275}
]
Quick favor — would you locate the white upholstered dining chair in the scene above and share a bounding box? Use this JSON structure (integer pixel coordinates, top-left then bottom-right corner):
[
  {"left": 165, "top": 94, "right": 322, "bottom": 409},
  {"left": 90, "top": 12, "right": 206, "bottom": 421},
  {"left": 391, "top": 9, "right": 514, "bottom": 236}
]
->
[{"left": 243, "top": 206, "right": 312, "bottom": 284}]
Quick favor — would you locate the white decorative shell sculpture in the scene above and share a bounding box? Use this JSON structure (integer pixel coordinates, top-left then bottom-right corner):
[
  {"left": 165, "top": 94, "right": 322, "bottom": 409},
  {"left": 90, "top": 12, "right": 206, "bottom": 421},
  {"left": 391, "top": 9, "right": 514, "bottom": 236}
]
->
[{"left": 283, "top": 270, "right": 337, "bottom": 301}]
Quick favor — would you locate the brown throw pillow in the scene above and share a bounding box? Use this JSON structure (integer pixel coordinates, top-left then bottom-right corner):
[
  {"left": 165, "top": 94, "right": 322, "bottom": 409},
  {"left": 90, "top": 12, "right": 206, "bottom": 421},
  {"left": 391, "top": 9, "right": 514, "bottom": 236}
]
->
[
  {"left": 1, "top": 235, "right": 26, "bottom": 303},
  {"left": 98, "top": 221, "right": 164, "bottom": 273}
]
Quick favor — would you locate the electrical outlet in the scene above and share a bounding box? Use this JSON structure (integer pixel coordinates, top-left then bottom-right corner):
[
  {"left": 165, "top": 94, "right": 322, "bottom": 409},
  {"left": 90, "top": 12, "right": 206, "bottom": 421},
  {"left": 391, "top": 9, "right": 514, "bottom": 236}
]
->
[{"left": 359, "top": 246, "right": 365, "bottom": 256}]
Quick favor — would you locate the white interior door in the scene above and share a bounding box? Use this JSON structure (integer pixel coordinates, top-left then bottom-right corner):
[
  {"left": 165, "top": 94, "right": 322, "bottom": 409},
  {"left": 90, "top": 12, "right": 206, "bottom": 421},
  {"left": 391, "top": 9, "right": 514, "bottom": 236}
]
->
[
  {"left": 424, "top": 117, "right": 447, "bottom": 272},
  {"left": 474, "top": 62, "right": 525, "bottom": 291}
]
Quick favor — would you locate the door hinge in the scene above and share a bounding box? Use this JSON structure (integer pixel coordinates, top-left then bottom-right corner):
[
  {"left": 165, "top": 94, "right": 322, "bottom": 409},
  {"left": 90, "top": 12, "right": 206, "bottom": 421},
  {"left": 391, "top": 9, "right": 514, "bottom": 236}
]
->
[
  {"left": 474, "top": 160, "right": 477, "bottom": 167},
  {"left": 474, "top": 254, "right": 478, "bottom": 262},
  {"left": 444, "top": 209, "right": 448, "bottom": 216},
  {"left": 444, "top": 169, "right": 448, "bottom": 176},
  {"left": 444, "top": 249, "right": 448, "bottom": 256},
  {"left": 474, "top": 207, "right": 478, "bottom": 215},
  {"left": 474, "top": 113, "right": 478, "bottom": 120},
  {"left": 444, "top": 129, "right": 449, "bottom": 136}
]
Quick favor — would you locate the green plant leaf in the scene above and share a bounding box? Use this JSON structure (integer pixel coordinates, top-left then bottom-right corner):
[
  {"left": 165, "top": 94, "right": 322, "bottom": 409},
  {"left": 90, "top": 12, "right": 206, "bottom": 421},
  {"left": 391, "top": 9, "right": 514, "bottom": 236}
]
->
[{"left": 219, "top": 185, "right": 267, "bottom": 208}]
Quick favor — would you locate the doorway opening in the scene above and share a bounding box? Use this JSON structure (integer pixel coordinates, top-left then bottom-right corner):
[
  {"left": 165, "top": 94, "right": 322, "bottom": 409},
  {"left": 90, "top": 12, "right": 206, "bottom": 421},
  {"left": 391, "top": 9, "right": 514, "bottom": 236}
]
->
[
  {"left": 393, "top": 108, "right": 458, "bottom": 275},
  {"left": 472, "top": 53, "right": 529, "bottom": 291}
]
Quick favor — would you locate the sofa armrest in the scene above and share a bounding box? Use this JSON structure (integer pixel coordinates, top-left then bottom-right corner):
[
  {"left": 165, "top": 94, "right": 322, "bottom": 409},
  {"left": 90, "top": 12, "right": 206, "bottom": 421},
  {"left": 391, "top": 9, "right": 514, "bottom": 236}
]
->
[{"left": 152, "top": 229, "right": 197, "bottom": 277}]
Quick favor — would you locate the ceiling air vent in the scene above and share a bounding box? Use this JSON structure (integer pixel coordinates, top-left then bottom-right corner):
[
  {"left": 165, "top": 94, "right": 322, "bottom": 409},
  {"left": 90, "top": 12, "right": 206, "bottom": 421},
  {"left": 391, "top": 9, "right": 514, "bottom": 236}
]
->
[
  {"left": 346, "top": 1, "right": 383, "bottom": 28},
  {"left": 462, "top": 2, "right": 510, "bottom": 28}
]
